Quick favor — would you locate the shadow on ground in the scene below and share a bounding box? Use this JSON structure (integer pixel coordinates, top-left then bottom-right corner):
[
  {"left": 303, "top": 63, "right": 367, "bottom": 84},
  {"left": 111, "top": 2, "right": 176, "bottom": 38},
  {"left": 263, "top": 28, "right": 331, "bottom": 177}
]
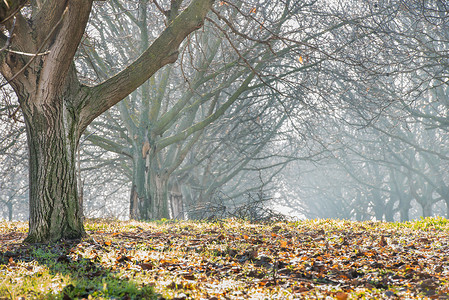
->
[{"left": 0, "top": 231, "right": 156, "bottom": 299}]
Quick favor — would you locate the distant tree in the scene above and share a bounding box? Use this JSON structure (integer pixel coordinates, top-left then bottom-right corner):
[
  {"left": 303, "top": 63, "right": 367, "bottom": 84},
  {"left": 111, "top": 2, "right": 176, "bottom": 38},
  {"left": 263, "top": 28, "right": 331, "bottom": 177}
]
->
[
  {"left": 0, "top": 87, "right": 26, "bottom": 220},
  {"left": 0, "top": 106, "right": 27, "bottom": 221}
]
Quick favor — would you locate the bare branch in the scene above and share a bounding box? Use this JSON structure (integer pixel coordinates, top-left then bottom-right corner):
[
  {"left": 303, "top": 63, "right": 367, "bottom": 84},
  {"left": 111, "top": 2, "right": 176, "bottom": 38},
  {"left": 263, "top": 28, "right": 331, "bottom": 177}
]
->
[{"left": 81, "top": 0, "right": 214, "bottom": 132}]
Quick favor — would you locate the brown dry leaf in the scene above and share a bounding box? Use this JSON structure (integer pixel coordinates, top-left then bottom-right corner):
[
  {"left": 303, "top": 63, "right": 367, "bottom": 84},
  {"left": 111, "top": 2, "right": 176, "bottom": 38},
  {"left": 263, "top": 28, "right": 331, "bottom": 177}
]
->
[
  {"left": 139, "top": 263, "right": 154, "bottom": 270},
  {"left": 336, "top": 292, "right": 348, "bottom": 300},
  {"left": 249, "top": 249, "right": 258, "bottom": 259},
  {"left": 182, "top": 273, "right": 196, "bottom": 280},
  {"left": 216, "top": 234, "right": 225, "bottom": 240}
]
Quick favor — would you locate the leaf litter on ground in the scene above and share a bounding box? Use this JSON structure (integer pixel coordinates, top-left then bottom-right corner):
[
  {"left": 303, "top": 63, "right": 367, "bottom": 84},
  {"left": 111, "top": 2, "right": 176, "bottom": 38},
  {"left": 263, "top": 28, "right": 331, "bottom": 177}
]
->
[{"left": 0, "top": 217, "right": 448, "bottom": 299}]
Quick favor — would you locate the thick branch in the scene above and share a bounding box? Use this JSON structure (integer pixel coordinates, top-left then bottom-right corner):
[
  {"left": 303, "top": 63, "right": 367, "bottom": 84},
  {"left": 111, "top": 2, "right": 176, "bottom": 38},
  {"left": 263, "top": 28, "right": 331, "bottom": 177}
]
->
[
  {"left": 86, "top": 133, "right": 132, "bottom": 158},
  {"left": 81, "top": 0, "right": 214, "bottom": 132},
  {"left": 32, "top": 0, "right": 69, "bottom": 44},
  {"left": 36, "top": 1, "right": 92, "bottom": 101}
]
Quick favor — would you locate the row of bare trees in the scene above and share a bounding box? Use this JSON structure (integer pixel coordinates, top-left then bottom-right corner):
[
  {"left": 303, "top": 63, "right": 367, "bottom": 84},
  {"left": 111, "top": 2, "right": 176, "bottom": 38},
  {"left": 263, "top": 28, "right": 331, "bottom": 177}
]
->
[{"left": 277, "top": 1, "right": 449, "bottom": 221}]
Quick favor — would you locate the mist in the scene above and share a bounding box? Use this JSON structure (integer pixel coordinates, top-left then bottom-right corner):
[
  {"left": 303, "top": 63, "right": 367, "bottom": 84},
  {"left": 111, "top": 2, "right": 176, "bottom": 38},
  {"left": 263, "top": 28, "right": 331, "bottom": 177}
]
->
[{"left": 1, "top": 0, "right": 448, "bottom": 223}]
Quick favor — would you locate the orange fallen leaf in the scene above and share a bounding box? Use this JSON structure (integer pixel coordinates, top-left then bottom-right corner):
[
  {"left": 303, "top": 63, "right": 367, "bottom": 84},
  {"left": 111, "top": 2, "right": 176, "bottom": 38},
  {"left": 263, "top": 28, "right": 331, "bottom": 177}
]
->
[
  {"left": 258, "top": 280, "right": 268, "bottom": 286},
  {"left": 336, "top": 292, "right": 348, "bottom": 300}
]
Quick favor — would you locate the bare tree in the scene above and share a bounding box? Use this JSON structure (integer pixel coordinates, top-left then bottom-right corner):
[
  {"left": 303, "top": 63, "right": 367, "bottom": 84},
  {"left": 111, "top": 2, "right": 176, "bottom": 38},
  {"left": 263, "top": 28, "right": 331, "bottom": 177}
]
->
[{"left": 0, "top": 0, "right": 214, "bottom": 242}]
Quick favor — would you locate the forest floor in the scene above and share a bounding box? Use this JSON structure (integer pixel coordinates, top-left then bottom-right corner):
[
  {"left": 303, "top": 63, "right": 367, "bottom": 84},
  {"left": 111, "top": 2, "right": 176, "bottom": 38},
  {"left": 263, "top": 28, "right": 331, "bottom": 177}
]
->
[{"left": 0, "top": 218, "right": 448, "bottom": 299}]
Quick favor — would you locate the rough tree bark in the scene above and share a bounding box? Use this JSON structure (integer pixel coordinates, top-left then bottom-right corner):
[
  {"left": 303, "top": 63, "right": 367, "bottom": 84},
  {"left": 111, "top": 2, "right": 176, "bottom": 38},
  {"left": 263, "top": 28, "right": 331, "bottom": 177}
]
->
[
  {"left": 0, "top": 0, "right": 214, "bottom": 243},
  {"left": 129, "top": 150, "right": 148, "bottom": 220},
  {"left": 149, "top": 167, "right": 170, "bottom": 219}
]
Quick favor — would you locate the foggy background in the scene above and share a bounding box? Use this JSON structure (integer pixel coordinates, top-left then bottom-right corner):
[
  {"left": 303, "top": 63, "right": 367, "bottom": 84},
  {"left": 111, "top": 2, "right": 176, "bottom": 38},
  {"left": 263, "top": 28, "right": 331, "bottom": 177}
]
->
[{"left": 1, "top": 0, "right": 449, "bottom": 222}]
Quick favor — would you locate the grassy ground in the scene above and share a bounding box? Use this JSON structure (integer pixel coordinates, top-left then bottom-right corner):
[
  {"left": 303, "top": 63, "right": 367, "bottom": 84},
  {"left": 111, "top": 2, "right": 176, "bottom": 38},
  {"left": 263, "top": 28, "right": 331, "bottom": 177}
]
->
[{"left": 0, "top": 217, "right": 448, "bottom": 299}]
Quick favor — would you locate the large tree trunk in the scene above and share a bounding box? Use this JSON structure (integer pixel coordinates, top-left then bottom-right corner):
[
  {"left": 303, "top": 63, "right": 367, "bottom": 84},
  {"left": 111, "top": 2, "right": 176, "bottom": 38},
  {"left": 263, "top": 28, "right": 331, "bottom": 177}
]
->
[
  {"left": 0, "top": 1, "right": 93, "bottom": 243},
  {"left": 23, "top": 97, "right": 84, "bottom": 243}
]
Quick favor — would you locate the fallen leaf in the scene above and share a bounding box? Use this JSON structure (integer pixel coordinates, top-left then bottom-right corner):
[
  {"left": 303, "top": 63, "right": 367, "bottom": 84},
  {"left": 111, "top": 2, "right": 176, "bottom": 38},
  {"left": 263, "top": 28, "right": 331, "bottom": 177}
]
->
[
  {"left": 139, "top": 263, "right": 154, "bottom": 270},
  {"left": 182, "top": 273, "right": 196, "bottom": 280}
]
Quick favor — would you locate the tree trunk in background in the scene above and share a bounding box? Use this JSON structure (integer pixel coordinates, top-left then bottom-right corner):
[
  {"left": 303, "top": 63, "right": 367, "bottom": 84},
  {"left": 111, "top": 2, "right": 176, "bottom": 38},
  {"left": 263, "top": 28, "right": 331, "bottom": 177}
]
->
[
  {"left": 7, "top": 201, "right": 13, "bottom": 222},
  {"left": 77, "top": 146, "right": 84, "bottom": 220},
  {"left": 129, "top": 184, "right": 140, "bottom": 219},
  {"left": 129, "top": 149, "right": 172, "bottom": 220},
  {"left": 373, "top": 204, "right": 384, "bottom": 221},
  {"left": 399, "top": 198, "right": 410, "bottom": 222},
  {"left": 384, "top": 198, "right": 395, "bottom": 222},
  {"left": 149, "top": 166, "right": 170, "bottom": 219},
  {"left": 446, "top": 199, "right": 449, "bottom": 219},
  {"left": 129, "top": 152, "right": 149, "bottom": 220},
  {"left": 170, "top": 181, "right": 183, "bottom": 219},
  {"left": 422, "top": 202, "right": 433, "bottom": 218}
]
